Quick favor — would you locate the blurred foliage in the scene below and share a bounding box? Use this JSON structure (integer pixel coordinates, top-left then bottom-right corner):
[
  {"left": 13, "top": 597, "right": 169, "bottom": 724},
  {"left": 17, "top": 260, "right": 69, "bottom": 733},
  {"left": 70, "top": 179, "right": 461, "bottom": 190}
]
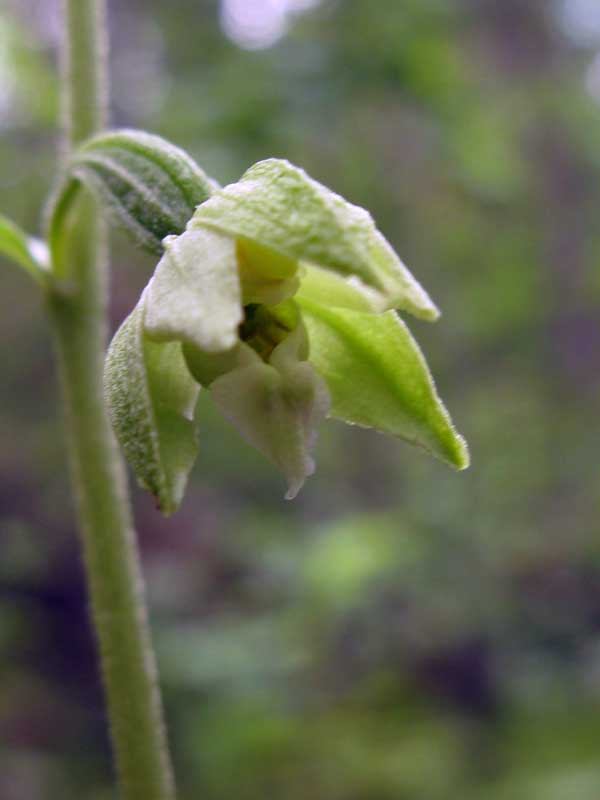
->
[{"left": 2, "top": 0, "right": 600, "bottom": 797}]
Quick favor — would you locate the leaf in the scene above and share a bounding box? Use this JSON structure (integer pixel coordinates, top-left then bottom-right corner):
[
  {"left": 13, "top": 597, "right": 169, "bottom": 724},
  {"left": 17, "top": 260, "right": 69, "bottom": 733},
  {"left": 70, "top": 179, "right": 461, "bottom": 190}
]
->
[
  {"left": 297, "top": 297, "right": 469, "bottom": 470},
  {"left": 47, "top": 129, "right": 217, "bottom": 276},
  {"left": 104, "top": 294, "right": 200, "bottom": 515},
  {"left": 144, "top": 227, "right": 243, "bottom": 353},
  {"left": 191, "top": 158, "right": 439, "bottom": 320},
  {"left": 0, "top": 213, "right": 49, "bottom": 286},
  {"left": 209, "top": 325, "right": 330, "bottom": 499}
]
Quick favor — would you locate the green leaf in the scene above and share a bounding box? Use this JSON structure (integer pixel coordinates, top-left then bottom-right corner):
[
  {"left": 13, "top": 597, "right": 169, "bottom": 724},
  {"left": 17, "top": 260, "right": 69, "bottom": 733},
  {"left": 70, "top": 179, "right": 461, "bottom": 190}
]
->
[
  {"left": 297, "top": 297, "right": 469, "bottom": 470},
  {"left": 0, "top": 213, "right": 49, "bottom": 286},
  {"left": 191, "top": 158, "right": 439, "bottom": 320},
  {"left": 74, "top": 129, "right": 215, "bottom": 250},
  {"left": 47, "top": 129, "right": 217, "bottom": 277},
  {"left": 144, "top": 227, "right": 243, "bottom": 353},
  {"left": 104, "top": 295, "right": 200, "bottom": 515}
]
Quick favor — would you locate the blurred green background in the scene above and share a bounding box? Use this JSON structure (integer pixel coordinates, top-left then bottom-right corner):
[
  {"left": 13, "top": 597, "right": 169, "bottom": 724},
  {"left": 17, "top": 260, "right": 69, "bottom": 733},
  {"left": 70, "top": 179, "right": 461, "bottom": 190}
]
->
[{"left": 2, "top": 0, "right": 600, "bottom": 797}]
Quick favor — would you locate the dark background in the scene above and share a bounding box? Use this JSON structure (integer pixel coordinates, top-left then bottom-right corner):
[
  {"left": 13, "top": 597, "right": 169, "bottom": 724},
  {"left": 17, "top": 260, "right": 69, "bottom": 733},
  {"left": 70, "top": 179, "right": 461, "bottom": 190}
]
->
[{"left": 2, "top": 1, "right": 600, "bottom": 797}]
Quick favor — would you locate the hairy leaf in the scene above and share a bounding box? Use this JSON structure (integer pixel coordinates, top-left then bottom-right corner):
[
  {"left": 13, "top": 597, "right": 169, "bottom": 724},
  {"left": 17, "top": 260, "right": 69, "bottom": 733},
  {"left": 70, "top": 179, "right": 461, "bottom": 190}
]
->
[
  {"left": 191, "top": 158, "right": 439, "bottom": 320},
  {"left": 297, "top": 297, "right": 469, "bottom": 470},
  {"left": 104, "top": 295, "right": 200, "bottom": 515},
  {"left": 144, "top": 227, "right": 243, "bottom": 353},
  {"left": 73, "top": 129, "right": 215, "bottom": 251},
  {"left": 48, "top": 129, "right": 216, "bottom": 276},
  {"left": 0, "top": 213, "right": 49, "bottom": 285}
]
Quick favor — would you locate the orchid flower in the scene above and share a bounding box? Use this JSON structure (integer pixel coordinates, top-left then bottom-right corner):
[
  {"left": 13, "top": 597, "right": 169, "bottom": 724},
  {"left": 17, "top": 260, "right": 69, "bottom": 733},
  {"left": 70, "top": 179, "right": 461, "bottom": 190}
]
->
[{"left": 97, "top": 145, "right": 468, "bottom": 513}]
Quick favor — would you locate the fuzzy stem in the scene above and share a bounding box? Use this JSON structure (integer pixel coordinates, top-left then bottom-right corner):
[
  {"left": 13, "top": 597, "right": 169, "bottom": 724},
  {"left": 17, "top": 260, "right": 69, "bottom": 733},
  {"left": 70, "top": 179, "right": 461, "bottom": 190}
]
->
[{"left": 48, "top": 2, "right": 176, "bottom": 797}]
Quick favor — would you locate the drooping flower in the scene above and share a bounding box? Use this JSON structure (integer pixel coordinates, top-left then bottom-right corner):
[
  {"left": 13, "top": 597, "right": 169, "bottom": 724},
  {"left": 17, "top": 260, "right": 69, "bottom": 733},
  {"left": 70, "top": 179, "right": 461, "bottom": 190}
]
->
[{"left": 104, "top": 158, "right": 468, "bottom": 514}]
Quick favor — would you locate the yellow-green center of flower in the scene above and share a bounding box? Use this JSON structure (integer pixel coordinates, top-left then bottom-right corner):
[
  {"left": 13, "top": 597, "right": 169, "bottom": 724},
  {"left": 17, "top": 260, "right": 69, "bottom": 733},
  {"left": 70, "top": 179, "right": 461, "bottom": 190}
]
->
[
  {"left": 239, "top": 303, "right": 295, "bottom": 361},
  {"left": 236, "top": 238, "right": 300, "bottom": 306}
]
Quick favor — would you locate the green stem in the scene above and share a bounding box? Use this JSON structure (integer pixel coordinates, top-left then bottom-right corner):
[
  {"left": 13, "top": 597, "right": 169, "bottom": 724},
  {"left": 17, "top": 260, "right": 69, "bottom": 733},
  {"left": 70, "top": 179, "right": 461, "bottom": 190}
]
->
[
  {"left": 47, "top": 2, "right": 176, "bottom": 797},
  {"left": 61, "top": 0, "right": 108, "bottom": 148}
]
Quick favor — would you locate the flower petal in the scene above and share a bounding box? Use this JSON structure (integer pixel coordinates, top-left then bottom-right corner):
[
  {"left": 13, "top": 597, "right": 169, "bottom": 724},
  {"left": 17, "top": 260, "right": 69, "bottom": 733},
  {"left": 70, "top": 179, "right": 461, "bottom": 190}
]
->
[
  {"left": 237, "top": 238, "right": 300, "bottom": 305},
  {"left": 190, "top": 158, "right": 439, "bottom": 320},
  {"left": 209, "top": 325, "right": 330, "bottom": 498},
  {"left": 297, "top": 298, "right": 469, "bottom": 470},
  {"left": 144, "top": 227, "right": 243, "bottom": 352},
  {"left": 297, "top": 263, "right": 381, "bottom": 312}
]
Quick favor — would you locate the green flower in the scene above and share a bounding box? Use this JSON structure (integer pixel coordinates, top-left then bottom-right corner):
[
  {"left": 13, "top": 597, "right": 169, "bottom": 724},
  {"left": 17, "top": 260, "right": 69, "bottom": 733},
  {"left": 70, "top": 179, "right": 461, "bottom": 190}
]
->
[{"left": 104, "top": 158, "right": 468, "bottom": 514}]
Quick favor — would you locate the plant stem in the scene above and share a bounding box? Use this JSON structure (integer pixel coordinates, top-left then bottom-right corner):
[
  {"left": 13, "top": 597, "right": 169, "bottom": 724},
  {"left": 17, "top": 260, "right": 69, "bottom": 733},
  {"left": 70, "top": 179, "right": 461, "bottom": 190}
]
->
[{"left": 47, "top": 2, "right": 176, "bottom": 797}]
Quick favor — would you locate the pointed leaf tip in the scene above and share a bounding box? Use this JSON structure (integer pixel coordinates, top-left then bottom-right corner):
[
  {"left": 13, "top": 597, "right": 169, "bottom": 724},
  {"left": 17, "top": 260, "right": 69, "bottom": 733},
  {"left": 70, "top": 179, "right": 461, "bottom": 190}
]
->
[{"left": 450, "top": 432, "right": 470, "bottom": 471}]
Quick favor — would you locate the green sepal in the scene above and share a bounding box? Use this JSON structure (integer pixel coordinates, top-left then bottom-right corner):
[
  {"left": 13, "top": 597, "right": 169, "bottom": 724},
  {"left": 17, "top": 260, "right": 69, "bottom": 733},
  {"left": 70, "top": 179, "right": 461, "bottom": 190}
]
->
[
  {"left": 104, "top": 293, "right": 201, "bottom": 515},
  {"left": 297, "top": 298, "right": 469, "bottom": 470},
  {"left": 191, "top": 158, "right": 439, "bottom": 320},
  {"left": 47, "top": 129, "right": 216, "bottom": 277},
  {"left": 0, "top": 213, "right": 49, "bottom": 286},
  {"left": 144, "top": 227, "right": 243, "bottom": 353}
]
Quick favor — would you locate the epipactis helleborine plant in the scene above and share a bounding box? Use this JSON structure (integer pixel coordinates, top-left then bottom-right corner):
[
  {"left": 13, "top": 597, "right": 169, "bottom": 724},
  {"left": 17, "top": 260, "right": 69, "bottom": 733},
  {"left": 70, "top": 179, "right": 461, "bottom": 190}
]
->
[{"left": 42, "top": 130, "right": 468, "bottom": 513}]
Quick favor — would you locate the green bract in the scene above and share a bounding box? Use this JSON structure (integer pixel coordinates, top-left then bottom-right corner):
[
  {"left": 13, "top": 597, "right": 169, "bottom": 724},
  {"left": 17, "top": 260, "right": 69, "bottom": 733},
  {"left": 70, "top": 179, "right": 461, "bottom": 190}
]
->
[
  {"left": 46, "top": 129, "right": 215, "bottom": 278},
  {"left": 104, "top": 152, "right": 468, "bottom": 513},
  {"left": 71, "top": 129, "right": 215, "bottom": 254}
]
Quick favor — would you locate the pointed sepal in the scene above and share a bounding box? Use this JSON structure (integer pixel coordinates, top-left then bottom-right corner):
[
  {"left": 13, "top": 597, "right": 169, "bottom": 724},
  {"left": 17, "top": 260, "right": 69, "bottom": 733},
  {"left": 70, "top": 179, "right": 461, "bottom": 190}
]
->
[
  {"left": 104, "top": 294, "right": 201, "bottom": 515},
  {"left": 191, "top": 158, "right": 438, "bottom": 319},
  {"left": 298, "top": 298, "right": 469, "bottom": 470}
]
